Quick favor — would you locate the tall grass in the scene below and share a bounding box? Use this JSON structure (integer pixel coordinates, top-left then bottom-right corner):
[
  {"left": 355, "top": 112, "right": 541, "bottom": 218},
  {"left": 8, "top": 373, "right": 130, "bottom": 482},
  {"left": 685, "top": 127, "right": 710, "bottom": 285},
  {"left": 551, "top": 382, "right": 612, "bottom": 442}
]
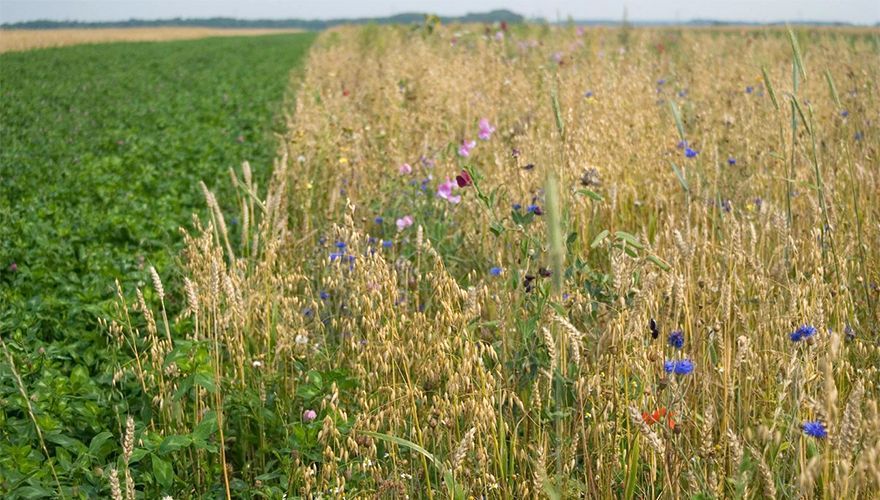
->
[{"left": 109, "top": 24, "right": 878, "bottom": 498}]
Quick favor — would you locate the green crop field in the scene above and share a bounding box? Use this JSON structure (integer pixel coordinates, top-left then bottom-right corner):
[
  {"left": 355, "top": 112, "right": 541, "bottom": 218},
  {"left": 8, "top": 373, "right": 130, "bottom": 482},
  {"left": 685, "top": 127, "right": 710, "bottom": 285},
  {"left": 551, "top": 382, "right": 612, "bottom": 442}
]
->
[{"left": 0, "top": 33, "right": 314, "bottom": 497}]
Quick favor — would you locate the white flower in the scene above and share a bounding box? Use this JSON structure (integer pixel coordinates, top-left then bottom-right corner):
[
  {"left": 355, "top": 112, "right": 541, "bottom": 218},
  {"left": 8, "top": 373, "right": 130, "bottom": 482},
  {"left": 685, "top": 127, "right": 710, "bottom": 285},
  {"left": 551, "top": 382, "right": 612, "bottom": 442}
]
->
[
  {"left": 252, "top": 360, "right": 263, "bottom": 368},
  {"left": 295, "top": 333, "right": 309, "bottom": 346}
]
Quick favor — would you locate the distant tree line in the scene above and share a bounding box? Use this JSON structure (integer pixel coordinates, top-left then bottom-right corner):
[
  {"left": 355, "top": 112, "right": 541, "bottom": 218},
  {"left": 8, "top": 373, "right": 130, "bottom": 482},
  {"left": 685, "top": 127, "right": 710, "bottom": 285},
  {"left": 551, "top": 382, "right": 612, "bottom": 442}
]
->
[{"left": 2, "top": 10, "right": 524, "bottom": 30}]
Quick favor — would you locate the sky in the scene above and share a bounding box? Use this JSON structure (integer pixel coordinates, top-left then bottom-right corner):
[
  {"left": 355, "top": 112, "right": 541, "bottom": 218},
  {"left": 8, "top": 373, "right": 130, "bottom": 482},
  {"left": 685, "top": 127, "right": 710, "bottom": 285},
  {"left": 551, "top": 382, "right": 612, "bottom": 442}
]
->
[{"left": 1, "top": 0, "right": 878, "bottom": 25}]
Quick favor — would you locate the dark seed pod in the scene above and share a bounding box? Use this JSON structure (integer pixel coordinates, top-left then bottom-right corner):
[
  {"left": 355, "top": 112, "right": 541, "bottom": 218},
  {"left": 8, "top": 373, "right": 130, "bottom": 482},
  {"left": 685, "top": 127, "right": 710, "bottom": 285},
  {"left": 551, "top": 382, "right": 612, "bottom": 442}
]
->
[{"left": 649, "top": 317, "right": 660, "bottom": 339}]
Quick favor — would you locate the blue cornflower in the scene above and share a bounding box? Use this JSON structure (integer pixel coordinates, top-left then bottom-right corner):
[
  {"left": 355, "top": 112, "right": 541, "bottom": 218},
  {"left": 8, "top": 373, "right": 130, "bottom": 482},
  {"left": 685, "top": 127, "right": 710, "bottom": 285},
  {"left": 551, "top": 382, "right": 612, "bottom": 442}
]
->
[
  {"left": 382, "top": 239, "right": 393, "bottom": 248},
  {"left": 789, "top": 324, "right": 817, "bottom": 342},
  {"left": 854, "top": 131, "right": 864, "bottom": 141},
  {"left": 746, "top": 86, "right": 754, "bottom": 94},
  {"left": 335, "top": 241, "right": 346, "bottom": 249},
  {"left": 657, "top": 78, "right": 666, "bottom": 85},
  {"left": 319, "top": 291, "right": 330, "bottom": 300},
  {"left": 685, "top": 147, "right": 698, "bottom": 158},
  {"left": 318, "top": 236, "right": 327, "bottom": 245},
  {"left": 303, "top": 307, "right": 313, "bottom": 318},
  {"left": 728, "top": 157, "right": 736, "bottom": 166},
  {"left": 368, "top": 237, "right": 377, "bottom": 245},
  {"left": 489, "top": 266, "right": 503, "bottom": 277},
  {"left": 840, "top": 110, "right": 849, "bottom": 118},
  {"left": 664, "top": 359, "right": 694, "bottom": 375},
  {"left": 677, "top": 140, "right": 688, "bottom": 149},
  {"left": 584, "top": 90, "right": 594, "bottom": 98},
  {"left": 674, "top": 359, "right": 694, "bottom": 375},
  {"left": 527, "top": 204, "right": 543, "bottom": 215},
  {"left": 374, "top": 216, "right": 384, "bottom": 224},
  {"left": 802, "top": 421, "right": 827, "bottom": 439},
  {"left": 668, "top": 330, "right": 684, "bottom": 349},
  {"left": 678, "top": 89, "right": 687, "bottom": 97},
  {"left": 329, "top": 252, "right": 344, "bottom": 262},
  {"left": 512, "top": 203, "right": 522, "bottom": 211}
]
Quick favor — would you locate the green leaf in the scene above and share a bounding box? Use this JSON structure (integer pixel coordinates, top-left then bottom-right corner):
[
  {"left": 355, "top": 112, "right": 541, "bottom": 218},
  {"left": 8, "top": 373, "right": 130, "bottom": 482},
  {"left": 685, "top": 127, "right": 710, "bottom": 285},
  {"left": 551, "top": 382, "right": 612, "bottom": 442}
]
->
[
  {"left": 590, "top": 230, "right": 610, "bottom": 248},
  {"left": 158, "top": 435, "right": 192, "bottom": 455},
  {"left": 614, "top": 231, "right": 644, "bottom": 250},
  {"left": 15, "top": 485, "right": 54, "bottom": 499},
  {"left": 152, "top": 455, "right": 174, "bottom": 489},
  {"left": 192, "top": 372, "right": 217, "bottom": 393},
  {"left": 646, "top": 254, "right": 671, "bottom": 272},
  {"left": 576, "top": 188, "right": 604, "bottom": 202},
  {"left": 489, "top": 221, "right": 505, "bottom": 236},
  {"left": 45, "top": 432, "right": 86, "bottom": 453},
  {"left": 88, "top": 431, "right": 114, "bottom": 458},
  {"left": 192, "top": 410, "right": 218, "bottom": 442}
]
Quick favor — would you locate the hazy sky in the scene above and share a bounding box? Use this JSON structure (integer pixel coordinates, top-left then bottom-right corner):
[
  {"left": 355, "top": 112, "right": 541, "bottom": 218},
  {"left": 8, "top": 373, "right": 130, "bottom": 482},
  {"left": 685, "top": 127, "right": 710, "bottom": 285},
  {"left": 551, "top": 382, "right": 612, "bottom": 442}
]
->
[{"left": 1, "top": 1, "right": 878, "bottom": 25}]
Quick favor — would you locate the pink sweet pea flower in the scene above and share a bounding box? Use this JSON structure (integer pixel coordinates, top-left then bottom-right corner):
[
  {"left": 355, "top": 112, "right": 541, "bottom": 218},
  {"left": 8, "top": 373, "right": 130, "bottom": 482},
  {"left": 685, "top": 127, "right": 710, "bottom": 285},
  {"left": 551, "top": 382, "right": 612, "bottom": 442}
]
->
[
  {"left": 399, "top": 163, "right": 412, "bottom": 175},
  {"left": 396, "top": 215, "right": 414, "bottom": 231},
  {"left": 437, "top": 178, "right": 461, "bottom": 204},
  {"left": 458, "top": 139, "right": 476, "bottom": 157},
  {"left": 478, "top": 118, "right": 495, "bottom": 140}
]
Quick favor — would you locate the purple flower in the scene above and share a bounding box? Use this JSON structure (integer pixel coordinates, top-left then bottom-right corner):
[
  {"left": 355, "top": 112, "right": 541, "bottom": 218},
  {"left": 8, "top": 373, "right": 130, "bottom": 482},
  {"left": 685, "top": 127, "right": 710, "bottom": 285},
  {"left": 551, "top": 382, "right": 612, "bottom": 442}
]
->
[
  {"left": 382, "top": 239, "right": 393, "bottom": 248},
  {"left": 458, "top": 139, "right": 476, "bottom": 157},
  {"left": 668, "top": 330, "right": 684, "bottom": 349},
  {"left": 478, "top": 118, "right": 495, "bottom": 141},
  {"left": 303, "top": 409, "right": 317, "bottom": 422},
  {"left": 728, "top": 157, "right": 736, "bottom": 166},
  {"left": 527, "top": 204, "right": 543, "bottom": 215},
  {"left": 802, "top": 421, "right": 827, "bottom": 439},
  {"left": 657, "top": 79, "right": 666, "bottom": 86},
  {"left": 840, "top": 110, "right": 849, "bottom": 118},
  {"left": 396, "top": 215, "right": 414, "bottom": 231},
  {"left": 677, "top": 140, "right": 688, "bottom": 149},
  {"left": 512, "top": 203, "right": 522, "bottom": 211},
  {"left": 437, "top": 178, "right": 461, "bottom": 204},
  {"left": 329, "top": 252, "right": 344, "bottom": 262},
  {"left": 319, "top": 291, "right": 330, "bottom": 300},
  {"left": 789, "top": 324, "right": 817, "bottom": 342},
  {"left": 399, "top": 163, "right": 412, "bottom": 175},
  {"left": 584, "top": 90, "right": 594, "bottom": 98},
  {"left": 685, "top": 147, "right": 698, "bottom": 158},
  {"left": 746, "top": 86, "right": 754, "bottom": 94},
  {"left": 489, "top": 266, "right": 503, "bottom": 277},
  {"left": 374, "top": 216, "right": 384, "bottom": 224}
]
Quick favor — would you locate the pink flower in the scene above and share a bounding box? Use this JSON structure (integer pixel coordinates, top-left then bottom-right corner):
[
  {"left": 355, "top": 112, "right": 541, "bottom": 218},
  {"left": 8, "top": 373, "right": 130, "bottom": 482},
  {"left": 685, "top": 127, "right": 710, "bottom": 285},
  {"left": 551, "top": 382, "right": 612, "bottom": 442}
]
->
[
  {"left": 303, "top": 409, "right": 317, "bottom": 422},
  {"left": 398, "top": 163, "right": 412, "bottom": 175},
  {"left": 494, "top": 31, "right": 505, "bottom": 41},
  {"left": 396, "top": 215, "right": 414, "bottom": 231},
  {"left": 437, "top": 178, "right": 461, "bottom": 204},
  {"left": 478, "top": 118, "right": 495, "bottom": 140},
  {"left": 458, "top": 139, "right": 476, "bottom": 157}
]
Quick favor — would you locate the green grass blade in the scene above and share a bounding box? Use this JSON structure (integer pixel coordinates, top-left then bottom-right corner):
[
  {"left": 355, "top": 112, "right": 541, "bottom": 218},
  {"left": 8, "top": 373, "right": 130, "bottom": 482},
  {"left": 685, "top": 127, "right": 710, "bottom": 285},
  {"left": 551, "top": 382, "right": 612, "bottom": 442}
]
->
[
  {"left": 787, "top": 27, "right": 807, "bottom": 80},
  {"left": 762, "top": 66, "right": 780, "bottom": 111},
  {"left": 668, "top": 161, "right": 689, "bottom": 193},
  {"left": 669, "top": 100, "right": 686, "bottom": 141},
  {"left": 824, "top": 70, "right": 842, "bottom": 108}
]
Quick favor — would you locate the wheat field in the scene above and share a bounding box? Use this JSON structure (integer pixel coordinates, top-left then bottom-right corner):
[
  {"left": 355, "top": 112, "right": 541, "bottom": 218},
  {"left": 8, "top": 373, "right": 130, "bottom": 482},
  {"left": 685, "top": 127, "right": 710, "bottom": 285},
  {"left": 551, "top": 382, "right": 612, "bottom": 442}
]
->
[
  {"left": 0, "top": 27, "right": 303, "bottom": 53},
  {"left": 101, "top": 23, "right": 880, "bottom": 498}
]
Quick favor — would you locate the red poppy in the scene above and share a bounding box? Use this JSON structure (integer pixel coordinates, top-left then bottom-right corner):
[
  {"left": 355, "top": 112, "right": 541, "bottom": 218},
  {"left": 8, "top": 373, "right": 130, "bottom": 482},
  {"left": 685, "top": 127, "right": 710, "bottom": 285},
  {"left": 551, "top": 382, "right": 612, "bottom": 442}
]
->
[
  {"left": 343, "top": 89, "right": 350, "bottom": 97},
  {"left": 455, "top": 169, "right": 473, "bottom": 188},
  {"left": 642, "top": 407, "right": 676, "bottom": 429}
]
